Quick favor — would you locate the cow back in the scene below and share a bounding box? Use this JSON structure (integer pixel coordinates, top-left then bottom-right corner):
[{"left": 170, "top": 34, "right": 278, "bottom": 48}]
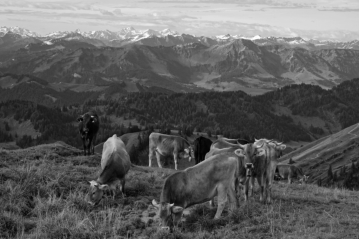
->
[
  {"left": 98, "top": 135, "right": 131, "bottom": 183},
  {"left": 150, "top": 133, "right": 189, "bottom": 155}
]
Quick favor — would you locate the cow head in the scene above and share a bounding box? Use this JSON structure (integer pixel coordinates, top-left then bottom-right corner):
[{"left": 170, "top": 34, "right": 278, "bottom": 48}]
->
[
  {"left": 184, "top": 146, "right": 195, "bottom": 162},
  {"left": 152, "top": 199, "right": 183, "bottom": 231},
  {"left": 87, "top": 180, "right": 109, "bottom": 206},
  {"left": 253, "top": 139, "right": 286, "bottom": 160},
  {"left": 234, "top": 148, "right": 254, "bottom": 177},
  {"left": 77, "top": 113, "right": 97, "bottom": 135}
]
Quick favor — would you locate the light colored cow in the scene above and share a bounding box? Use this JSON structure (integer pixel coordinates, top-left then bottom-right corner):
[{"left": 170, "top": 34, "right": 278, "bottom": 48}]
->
[
  {"left": 149, "top": 132, "right": 194, "bottom": 170},
  {"left": 151, "top": 151, "right": 247, "bottom": 231},
  {"left": 275, "top": 164, "right": 309, "bottom": 184},
  {"left": 87, "top": 134, "right": 131, "bottom": 206},
  {"left": 250, "top": 139, "right": 286, "bottom": 204},
  {"left": 206, "top": 139, "right": 259, "bottom": 202}
]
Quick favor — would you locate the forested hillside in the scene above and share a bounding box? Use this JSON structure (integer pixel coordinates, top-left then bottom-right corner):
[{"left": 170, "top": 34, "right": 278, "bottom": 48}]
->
[{"left": 1, "top": 78, "right": 359, "bottom": 150}]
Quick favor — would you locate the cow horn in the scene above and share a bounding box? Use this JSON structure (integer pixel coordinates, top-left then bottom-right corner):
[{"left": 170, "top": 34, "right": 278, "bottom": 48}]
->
[
  {"left": 152, "top": 199, "right": 160, "bottom": 208},
  {"left": 254, "top": 138, "right": 259, "bottom": 142},
  {"left": 237, "top": 142, "right": 245, "bottom": 149}
]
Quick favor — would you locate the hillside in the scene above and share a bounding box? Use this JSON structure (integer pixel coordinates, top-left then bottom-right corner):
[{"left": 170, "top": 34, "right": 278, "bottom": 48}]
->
[
  {"left": 279, "top": 123, "right": 359, "bottom": 185},
  {"left": 1, "top": 142, "right": 359, "bottom": 238}
]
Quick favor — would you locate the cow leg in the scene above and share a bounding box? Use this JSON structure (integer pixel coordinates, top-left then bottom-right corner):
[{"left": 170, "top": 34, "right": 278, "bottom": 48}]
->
[
  {"left": 119, "top": 178, "right": 126, "bottom": 198},
  {"left": 173, "top": 153, "right": 178, "bottom": 170},
  {"left": 91, "top": 135, "right": 97, "bottom": 155},
  {"left": 88, "top": 137, "right": 93, "bottom": 155},
  {"left": 155, "top": 151, "right": 163, "bottom": 168},
  {"left": 250, "top": 176, "right": 255, "bottom": 197},
  {"left": 214, "top": 184, "right": 228, "bottom": 219},
  {"left": 258, "top": 176, "right": 265, "bottom": 203},
  {"left": 209, "top": 198, "right": 215, "bottom": 208},
  {"left": 148, "top": 147, "right": 155, "bottom": 167},
  {"left": 82, "top": 138, "right": 87, "bottom": 156},
  {"left": 228, "top": 184, "right": 239, "bottom": 210},
  {"left": 243, "top": 178, "right": 250, "bottom": 202}
]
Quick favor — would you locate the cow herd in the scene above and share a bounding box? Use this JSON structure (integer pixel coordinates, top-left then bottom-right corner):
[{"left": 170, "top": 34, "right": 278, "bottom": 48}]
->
[{"left": 77, "top": 111, "right": 309, "bottom": 231}]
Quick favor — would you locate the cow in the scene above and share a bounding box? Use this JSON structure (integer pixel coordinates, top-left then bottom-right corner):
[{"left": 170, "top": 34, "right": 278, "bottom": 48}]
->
[
  {"left": 192, "top": 136, "right": 212, "bottom": 165},
  {"left": 148, "top": 133, "right": 194, "bottom": 170},
  {"left": 151, "top": 149, "right": 246, "bottom": 231},
  {"left": 77, "top": 111, "right": 100, "bottom": 156},
  {"left": 205, "top": 139, "right": 259, "bottom": 203},
  {"left": 275, "top": 164, "right": 309, "bottom": 184},
  {"left": 250, "top": 139, "right": 286, "bottom": 204},
  {"left": 87, "top": 134, "right": 131, "bottom": 206}
]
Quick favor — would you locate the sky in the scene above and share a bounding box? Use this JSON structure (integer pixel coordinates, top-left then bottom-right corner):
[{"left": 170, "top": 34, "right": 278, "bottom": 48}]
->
[{"left": 1, "top": 0, "right": 359, "bottom": 41}]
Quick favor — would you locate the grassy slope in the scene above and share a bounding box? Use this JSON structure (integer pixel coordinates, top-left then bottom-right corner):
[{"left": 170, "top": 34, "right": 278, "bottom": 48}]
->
[
  {"left": 279, "top": 123, "right": 359, "bottom": 183},
  {"left": 1, "top": 143, "right": 359, "bottom": 239}
]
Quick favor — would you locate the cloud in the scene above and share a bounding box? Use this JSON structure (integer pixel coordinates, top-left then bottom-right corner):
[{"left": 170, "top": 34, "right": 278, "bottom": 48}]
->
[
  {"left": 99, "top": 9, "right": 115, "bottom": 16},
  {"left": 318, "top": 8, "right": 359, "bottom": 12},
  {"left": 113, "top": 9, "right": 122, "bottom": 15}
]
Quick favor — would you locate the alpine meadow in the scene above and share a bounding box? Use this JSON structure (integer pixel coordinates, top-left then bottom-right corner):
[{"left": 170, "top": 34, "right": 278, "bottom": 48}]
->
[{"left": 1, "top": 7, "right": 359, "bottom": 238}]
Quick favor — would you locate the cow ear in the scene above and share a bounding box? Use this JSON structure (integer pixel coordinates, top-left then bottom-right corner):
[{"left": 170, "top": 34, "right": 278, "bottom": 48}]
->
[
  {"left": 77, "top": 117, "right": 83, "bottom": 122},
  {"left": 277, "top": 144, "right": 286, "bottom": 151},
  {"left": 89, "top": 180, "right": 98, "bottom": 187},
  {"left": 98, "top": 184, "right": 109, "bottom": 190},
  {"left": 234, "top": 149, "right": 244, "bottom": 157},
  {"left": 256, "top": 148, "right": 266, "bottom": 156},
  {"left": 171, "top": 206, "right": 184, "bottom": 214}
]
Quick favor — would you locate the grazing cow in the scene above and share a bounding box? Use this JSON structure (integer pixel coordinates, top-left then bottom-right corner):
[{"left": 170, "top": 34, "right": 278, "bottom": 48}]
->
[
  {"left": 87, "top": 134, "right": 131, "bottom": 206},
  {"left": 275, "top": 164, "right": 309, "bottom": 184},
  {"left": 192, "top": 136, "right": 212, "bottom": 164},
  {"left": 149, "top": 133, "right": 194, "bottom": 170},
  {"left": 250, "top": 139, "right": 286, "bottom": 204},
  {"left": 151, "top": 150, "right": 246, "bottom": 231},
  {"left": 77, "top": 111, "right": 100, "bottom": 156}
]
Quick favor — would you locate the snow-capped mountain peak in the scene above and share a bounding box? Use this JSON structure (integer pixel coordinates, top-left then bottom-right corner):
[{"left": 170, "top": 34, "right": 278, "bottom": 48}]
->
[{"left": 0, "top": 26, "right": 40, "bottom": 38}]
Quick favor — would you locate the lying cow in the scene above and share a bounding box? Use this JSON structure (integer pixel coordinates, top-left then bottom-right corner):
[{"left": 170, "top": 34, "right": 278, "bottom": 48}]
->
[
  {"left": 275, "top": 164, "right": 309, "bottom": 184},
  {"left": 192, "top": 136, "right": 212, "bottom": 165},
  {"left": 250, "top": 139, "right": 286, "bottom": 204},
  {"left": 149, "top": 133, "right": 194, "bottom": 170},
  {"left": 152, "top": 150, "right": 246, "bottom": 231},
  {"left": 87, "top": 134, "right": 131, "bottom": 206},
  {"left": 77, "top": 111, "right": 100, "bottom": 155}
]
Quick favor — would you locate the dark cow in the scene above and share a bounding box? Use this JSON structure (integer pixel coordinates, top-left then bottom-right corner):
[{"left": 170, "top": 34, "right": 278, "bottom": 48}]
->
[
  {"left": 275, "top": 164, "right": 309, "bottom": 184},
  {"left": 87, "top": 134, "right": 131, "bottom": 206},
  {"left": 77, "top": 111, "right": 100, "bottom": 156},
  {"left": 151, "top": 149, "right": 246, "bottom": 231},
  {"left": 149, "top": 133, "right": 194, "bottom": 170},
  {"left": 192, "top": 136, "right": 212, "bottom": 164}
]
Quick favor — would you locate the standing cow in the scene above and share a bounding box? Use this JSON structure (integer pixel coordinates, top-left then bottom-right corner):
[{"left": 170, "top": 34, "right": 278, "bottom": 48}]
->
[
  {"left": 251, "top": 139, "right": 286, "bottom": 204},
  {"left": 275, "top": 164, "right": 309, "bottom": 184},
  {"left": 206, "top": 138, "right": 258, "bottom": 202},
  {"left": 87, "top": 134, "right": 131, "bottom": 206},
  {"left": 192, "top": 136, "right": 212, "bottom": 164},
  {"left": 77, "top": 111, "right": 100, "bottom": 156},
  {"left": 148, "top": 133, "right": 194, "bottom": 170}
]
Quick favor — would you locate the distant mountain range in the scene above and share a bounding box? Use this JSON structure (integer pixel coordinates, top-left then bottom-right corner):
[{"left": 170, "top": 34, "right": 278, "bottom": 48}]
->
[{"left": 1, "top": 26, "right": 359, "bottom": 94}]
